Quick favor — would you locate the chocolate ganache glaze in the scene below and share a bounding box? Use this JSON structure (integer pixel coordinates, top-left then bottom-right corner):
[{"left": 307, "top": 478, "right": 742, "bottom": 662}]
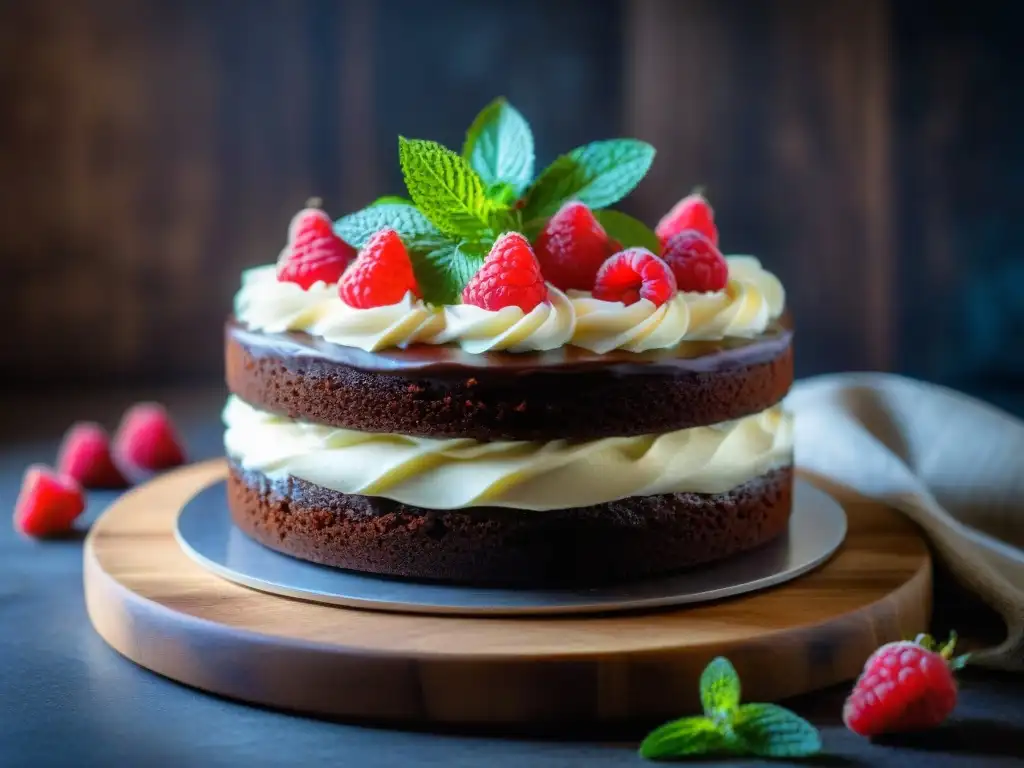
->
[{"left": 225, "top": 315, "right": 794, "bottom": 440}]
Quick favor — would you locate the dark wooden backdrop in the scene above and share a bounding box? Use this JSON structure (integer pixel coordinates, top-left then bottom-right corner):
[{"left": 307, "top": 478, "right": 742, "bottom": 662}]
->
[{"left": 1, "top": 0, "right": 1022, "bottom": 408}]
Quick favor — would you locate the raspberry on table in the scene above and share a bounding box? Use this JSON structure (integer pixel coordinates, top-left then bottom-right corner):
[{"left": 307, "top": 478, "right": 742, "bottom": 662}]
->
[
  {"left": 661, "top": 229, "right": 729, "bottom": 292},
  {"left": 592, "top": 247, "right": 677, "bottom": 307},
  {"left": 462, "top": 232, "right": 548, "bottom": 312},
  {"left": 277, "top": 202, "right": 357, "bottom": 289},
  {"left": 533, "top": 201, "right": 618, "bottom": 291},
  {"left": 843, "top": 634, "right": 966, "bottom": 738},
  {"left": 655, "top": 192, "right": 719, "bottom": 248},
  {"left": 56, "top": 422, "right": 127, "bottom": 489},
  {"left": 113, "top": 402, "right": 187, "bottom": 477},
  {"left": 13, "top": 465, "right": 85, "bottom": 538},
  {"left": 339, "top": 228, "right": 421, "bottom": 309}
]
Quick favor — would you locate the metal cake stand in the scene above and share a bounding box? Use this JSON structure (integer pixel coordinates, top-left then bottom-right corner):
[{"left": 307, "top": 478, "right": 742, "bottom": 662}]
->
[{"left": 175, "top": 479, "right": 847, "bottom": 617}]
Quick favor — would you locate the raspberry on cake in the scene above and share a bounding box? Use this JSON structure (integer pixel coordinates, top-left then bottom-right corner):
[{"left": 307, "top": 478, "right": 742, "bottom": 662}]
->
[
  {"left": 223, "top": 98, "right": 795, "bottom": 586},
  {"left": 339, "top": 228, "right": 421, "bottom": 308},
  {"left": 592, "top": 248, "right": 677, "bottom": 306},
  {"left": 277, "top": 199, "right": 356, "bottom": 289},
  {"left": 662, "top": 229, "right": 729, "bottom": 292},
  {"left": 462, "top": 232, "right": 547, "bottom": 312},
  {"left": 533, "top": 201, "right": 618, "bottom": 291},
  {"left": 656, "top": 191, "right": 718, "bottom": 248}
]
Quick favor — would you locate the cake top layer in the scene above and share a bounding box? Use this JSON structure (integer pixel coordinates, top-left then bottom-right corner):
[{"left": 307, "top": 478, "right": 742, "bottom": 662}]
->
[{"left": 245, "top": 97, "right": 787, "bottom": 355}]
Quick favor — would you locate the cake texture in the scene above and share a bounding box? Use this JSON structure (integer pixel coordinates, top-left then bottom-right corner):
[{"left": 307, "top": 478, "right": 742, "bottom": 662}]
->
[
  {"left": 222, "top": 98, "right": 795, "bottom": 586},
  {"left": 228, "top": 462, "right": 793, "bottom": 586}
]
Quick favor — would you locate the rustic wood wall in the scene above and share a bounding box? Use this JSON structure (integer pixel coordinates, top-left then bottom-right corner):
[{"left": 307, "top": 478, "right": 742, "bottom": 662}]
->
[{"left": 1, "top": 0, "right": 1021, "bottom": 405}]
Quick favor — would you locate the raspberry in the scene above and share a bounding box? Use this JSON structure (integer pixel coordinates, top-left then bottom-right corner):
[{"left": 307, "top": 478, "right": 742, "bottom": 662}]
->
[
  {"left": 113, "top": 403, "right": 186, "bottom": 478},
  {"left": 662, "top": 230, "right": 729, "bottom": 292},
  {"left": 655, "top": 192, "right": 718, "bottom": 248},
  {"left": 277, "top": 201, "right": 356, "bottom": 289},
  {"left": 339, "top": 228, "right": 420, "bottom": 308},
  {"left": 56, "top": 422, "right": 127, "bottom": 489},
  {"left": 843, "top": 634, "right": 966, "bottom": 737},
  {"left": 592, "top": 248, "right": 677, "bottom": 306},
  {"left": 462, "top": 232, "right": 548, "bottom": 312},
  {"left": 533, "top": 201, "right": 617, "bottom": 291},
  {"left": 14, "top": 465, "right": 85, "bottom": 538}
]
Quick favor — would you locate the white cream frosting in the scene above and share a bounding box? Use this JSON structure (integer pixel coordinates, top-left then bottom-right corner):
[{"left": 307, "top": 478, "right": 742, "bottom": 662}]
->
[
  {"left": 223, "top": 397, "right": 794, "bottom": 511},
  {"left": 430, "top": 285, "right": 575, "bottom": 353},
  {"left": 234, "top": 255, "right": 785, "bottom": 354},
  {"left": 570, "top": 255, "right": 786, "bottom": 354}
]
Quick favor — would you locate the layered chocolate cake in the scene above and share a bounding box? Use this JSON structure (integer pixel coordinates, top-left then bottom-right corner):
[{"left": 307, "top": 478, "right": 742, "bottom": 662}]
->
[{"left": 224, "top": 99, "right": 794, "bottom": 586}]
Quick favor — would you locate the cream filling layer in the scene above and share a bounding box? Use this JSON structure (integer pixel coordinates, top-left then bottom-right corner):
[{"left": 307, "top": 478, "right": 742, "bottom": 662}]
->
[
  {"left": 234, "top": 255, "right": 784, "bottom": 354},
  {"left": 223, "top": 397, "right": 794, "bottom": 511}
]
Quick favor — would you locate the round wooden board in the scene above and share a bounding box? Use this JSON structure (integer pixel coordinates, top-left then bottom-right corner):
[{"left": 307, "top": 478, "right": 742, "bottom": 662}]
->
[{"left": 84, "top": 459, "right": 932, "bottom": 727}]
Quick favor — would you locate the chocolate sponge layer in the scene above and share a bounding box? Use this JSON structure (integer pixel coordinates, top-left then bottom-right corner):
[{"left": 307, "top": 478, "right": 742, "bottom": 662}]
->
[
  {"left": 225, "top": 320, "right": 794, "bottom": 441},
  {"left": 227, "top": 463, "right": 794, "bottom": 588}
]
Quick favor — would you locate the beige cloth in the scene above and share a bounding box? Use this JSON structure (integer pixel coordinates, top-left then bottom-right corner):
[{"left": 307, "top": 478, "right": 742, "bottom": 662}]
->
[{"left": 787, "top": 373, "right": 1024, "bottom": 670}]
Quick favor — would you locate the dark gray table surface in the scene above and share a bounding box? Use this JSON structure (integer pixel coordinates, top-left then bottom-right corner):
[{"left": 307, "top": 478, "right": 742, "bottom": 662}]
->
[{"left": 0, "top": 388, "right": 1021, "bottom": 768}]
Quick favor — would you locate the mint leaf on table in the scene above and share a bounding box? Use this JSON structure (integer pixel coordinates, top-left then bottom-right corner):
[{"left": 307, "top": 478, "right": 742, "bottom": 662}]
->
[
  {"left": 639, "top": 656, "right": 823, "bottom": 761},
  {"left": 639, "top": 716, "right": 733, "bottom": 760},
  {"left": 462, "top": 97, "right": 535, "bottom": 197},
  {"left": 732, "top": 703, "right": 822, "bottom": 758},
  {"left": 411, "top": 239, "right": 488, "bottom": 306},
  {"left": 399, "top": 137, "right": 497, "bottom": 239},
  {"left": 334, "top": 203, "right": 447, "bottom": 249},
  {"left": 700, "top": 656, "right": 741, "bottom": 719},
  {"left": 521, "top": 139, "right": 655, "bottom": 226},
  {"left": 593, "top": 210, "right": 662, "bottom": 254}
]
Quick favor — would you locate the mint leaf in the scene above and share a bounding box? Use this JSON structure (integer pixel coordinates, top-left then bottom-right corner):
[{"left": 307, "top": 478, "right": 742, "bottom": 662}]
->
[
  {"left": 485, "top": 181, "right": 518, "bottom": 206},
  {"left": 522, "top": 139, "right": 655, "bottom": 223},
  {"left": 593, "top": 210, "right": 661, "bottom": 253},
  {"left": 487, "top": 205, "right": 522, "bottom": 237},
  {"left": 732, "top": 703, "right": 822, "bottom": 758},
  {"left": 462, "top": 97, "right": 535, "bottom": 196},
  {"left": 411, "top": 239, "right": 487, "bottom": 305},
  {"left": 334, "top": 203, "right": 446, "bottom": 249},
  {"left": 399, "top": 137, "right": 494, "bottom": 239},
  {"left": 370, "top": 195, "right": 412, "bottom": 206},
  {"left": 700, "top": 656, "right": 741, "bottom": 718},
  {"left": 639, "top": 716, "right": 732, "bottom": 760}
]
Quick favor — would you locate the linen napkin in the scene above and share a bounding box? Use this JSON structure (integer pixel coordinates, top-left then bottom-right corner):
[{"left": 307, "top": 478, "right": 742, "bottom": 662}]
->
[{"left": 787, "top": 373, "right": 1024, "bottom": 670}]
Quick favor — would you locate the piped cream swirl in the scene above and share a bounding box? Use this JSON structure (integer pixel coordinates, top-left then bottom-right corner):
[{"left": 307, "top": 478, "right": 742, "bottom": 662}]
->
[
  {"left": 233, "top": 255, "right": 785, "bottom": 354},
  {"left": 431, "top": 285, "right": 575, "bottom": 353},
  {"left": 224, "top": 397, "right": 794, "bottom": 511},
  {"left": 570, "top": 256, "right": 786, "bottom": 354}
]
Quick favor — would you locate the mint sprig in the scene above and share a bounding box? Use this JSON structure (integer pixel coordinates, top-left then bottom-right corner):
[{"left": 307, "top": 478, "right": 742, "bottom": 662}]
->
[
  {"left": 639, "top": 657, "right": 822, "bottom": 761},
  {"left": 399, "top": 137, "right": 497, "bottom": 239},
  {"left": 334, "top": 203, "right": 446, "bottom": 250},
  {"left": 463, "top": 97, "right": 535, "bottom": 198},
  {"left": 593, "top": 209, "right": 661, "bottom": 253},
  {"left": 331, "top": 98, "right": 661, "bottom": 306},
  {"left": 521, "top": 139, "right": 655, "bottom": 226}
]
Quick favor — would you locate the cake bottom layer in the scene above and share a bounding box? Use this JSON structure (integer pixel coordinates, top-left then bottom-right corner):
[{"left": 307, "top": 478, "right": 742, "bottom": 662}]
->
[{"left": 227, "top": 462, "right": 794, "bottom": 587}]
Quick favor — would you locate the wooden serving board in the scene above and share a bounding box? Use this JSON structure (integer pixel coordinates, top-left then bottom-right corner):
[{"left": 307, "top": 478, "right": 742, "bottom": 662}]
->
[{"left": 84, "top": 459, "right": 931, "bottom": 726}]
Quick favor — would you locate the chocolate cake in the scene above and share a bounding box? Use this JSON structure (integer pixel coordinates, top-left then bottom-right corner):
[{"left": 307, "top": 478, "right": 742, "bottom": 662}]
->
[{"left": 223, "top": 98, "right": 794, "bottom": 586}]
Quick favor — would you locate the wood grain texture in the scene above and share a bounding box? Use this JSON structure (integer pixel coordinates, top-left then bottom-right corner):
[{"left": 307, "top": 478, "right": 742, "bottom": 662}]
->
[
  {"left": 2, "top": 0, "right": 1020, "bottom": 400},
  {"left": 626, "top": 0, "right": 895, "bottom": 374},
  {"left": 84, "top": 459, "right": 932, "bottom": 726}
]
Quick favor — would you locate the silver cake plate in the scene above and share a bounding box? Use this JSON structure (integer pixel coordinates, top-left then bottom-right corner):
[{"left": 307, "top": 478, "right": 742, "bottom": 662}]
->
[{"left": 175, "top": 480, "right": 847, "bottom": 617}]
